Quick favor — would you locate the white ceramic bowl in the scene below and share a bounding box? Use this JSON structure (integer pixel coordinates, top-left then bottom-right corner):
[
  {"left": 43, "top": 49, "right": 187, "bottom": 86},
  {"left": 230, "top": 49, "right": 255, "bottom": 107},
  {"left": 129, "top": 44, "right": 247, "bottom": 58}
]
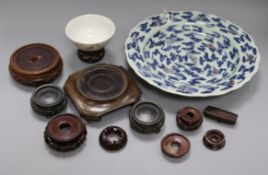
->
[{"left": 65, "top": 14, "right": 115, "bottom": 51}]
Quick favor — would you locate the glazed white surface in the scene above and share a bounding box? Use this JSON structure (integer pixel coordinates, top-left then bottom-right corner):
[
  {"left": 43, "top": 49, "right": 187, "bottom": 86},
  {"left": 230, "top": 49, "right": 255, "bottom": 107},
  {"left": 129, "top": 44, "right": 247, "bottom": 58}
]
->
[
  {"left": 125, "top": 11, "right": 260, "bottom": 97},
  {"left": 65, "top": 14, "right": 115, "bottom": 51}
]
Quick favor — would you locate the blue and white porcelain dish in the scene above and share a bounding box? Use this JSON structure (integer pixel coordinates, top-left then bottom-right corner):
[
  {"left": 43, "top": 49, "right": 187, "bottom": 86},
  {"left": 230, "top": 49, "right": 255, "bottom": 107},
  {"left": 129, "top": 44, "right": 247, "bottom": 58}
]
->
[{"left": 125, "top": 11, "right": 260, "bottom": 97}]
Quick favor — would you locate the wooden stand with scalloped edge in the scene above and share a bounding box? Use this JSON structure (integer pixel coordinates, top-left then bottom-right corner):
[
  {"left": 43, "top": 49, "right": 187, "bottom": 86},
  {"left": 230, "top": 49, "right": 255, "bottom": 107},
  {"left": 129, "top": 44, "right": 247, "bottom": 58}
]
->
[{"left": 64, "top": 64, "right": 142, "bottom": 121}]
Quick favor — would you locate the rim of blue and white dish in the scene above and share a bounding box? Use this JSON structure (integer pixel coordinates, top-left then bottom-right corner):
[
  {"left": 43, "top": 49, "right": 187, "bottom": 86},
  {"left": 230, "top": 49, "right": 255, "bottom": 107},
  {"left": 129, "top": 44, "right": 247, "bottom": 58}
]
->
[{"left": 125, "top": 11, "right": 260, "bottom": 97}]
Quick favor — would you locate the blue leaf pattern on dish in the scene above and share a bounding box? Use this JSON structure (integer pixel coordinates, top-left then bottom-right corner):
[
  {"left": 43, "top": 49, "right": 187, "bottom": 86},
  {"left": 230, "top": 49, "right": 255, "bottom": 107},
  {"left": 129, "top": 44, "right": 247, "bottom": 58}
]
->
[{"left": 126, "top": 11, "right": 260, "bottom": 96}]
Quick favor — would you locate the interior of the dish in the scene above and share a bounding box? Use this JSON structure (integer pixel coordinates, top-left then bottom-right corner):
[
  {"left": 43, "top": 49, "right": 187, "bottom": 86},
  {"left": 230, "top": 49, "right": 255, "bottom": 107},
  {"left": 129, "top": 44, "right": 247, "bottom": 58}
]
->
[{"left": 126, "top": 11, "right": 259, "bottom": 96}]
